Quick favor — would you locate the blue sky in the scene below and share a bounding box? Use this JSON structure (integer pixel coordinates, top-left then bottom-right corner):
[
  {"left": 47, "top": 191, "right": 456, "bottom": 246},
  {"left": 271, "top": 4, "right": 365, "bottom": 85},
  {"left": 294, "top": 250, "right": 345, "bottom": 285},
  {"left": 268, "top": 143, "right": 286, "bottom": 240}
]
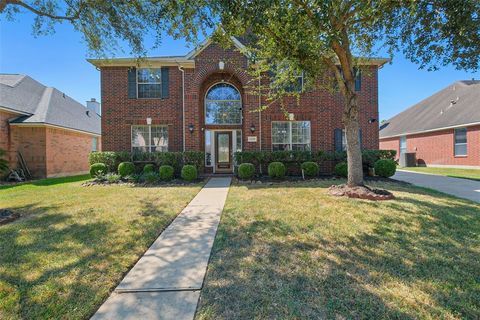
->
[{"left": 1, "top": 13, "right": 479, "bottom": 121}]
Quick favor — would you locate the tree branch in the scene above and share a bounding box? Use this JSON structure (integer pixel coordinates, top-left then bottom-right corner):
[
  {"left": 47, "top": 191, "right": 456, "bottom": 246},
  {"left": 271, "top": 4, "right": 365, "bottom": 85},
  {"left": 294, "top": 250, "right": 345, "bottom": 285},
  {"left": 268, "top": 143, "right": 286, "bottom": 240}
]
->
[{"left": 0, "top": 0, "right": 84, "bottom": 21}]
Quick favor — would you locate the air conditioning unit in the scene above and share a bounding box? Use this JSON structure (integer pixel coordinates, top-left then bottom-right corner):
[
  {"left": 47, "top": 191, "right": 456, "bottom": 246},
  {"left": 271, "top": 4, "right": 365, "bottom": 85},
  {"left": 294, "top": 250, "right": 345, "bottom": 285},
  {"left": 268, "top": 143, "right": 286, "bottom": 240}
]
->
[{"left": 399, "top": 152, "right": 416, "bottom": 167}]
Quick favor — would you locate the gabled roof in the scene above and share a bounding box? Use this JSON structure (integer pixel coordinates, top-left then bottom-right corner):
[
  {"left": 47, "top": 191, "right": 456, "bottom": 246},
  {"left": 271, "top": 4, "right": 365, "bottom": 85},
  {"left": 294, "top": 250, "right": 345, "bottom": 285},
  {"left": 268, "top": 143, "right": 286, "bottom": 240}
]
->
[
  {"left": 88, "top": 36, "right": 389, "bottom": 68},
  {"left": 380, "top": 80, "right": 480, "bottom": 138},
  {"left": 0, "top": 74, "right": 101, "bottom": 135}
]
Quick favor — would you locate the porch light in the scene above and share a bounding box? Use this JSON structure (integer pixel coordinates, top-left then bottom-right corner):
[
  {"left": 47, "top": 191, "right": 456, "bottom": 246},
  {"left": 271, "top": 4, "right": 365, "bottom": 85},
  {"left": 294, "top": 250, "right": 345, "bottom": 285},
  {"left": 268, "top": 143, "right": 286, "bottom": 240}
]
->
[
  {"left": 368, "top": 118, "right": 377, "bottom": 124},
  {"left": 219, "top": 61, "right": 225, "bottom": 70},
  {"left": 250, "top": 124, "right": 256, "bottom": 133},
  {"left": 146, "top": 117, "right": 152, "bottom": 125},
  {"left": 188, "top": 124, "right": 194, "bottom": 133}
]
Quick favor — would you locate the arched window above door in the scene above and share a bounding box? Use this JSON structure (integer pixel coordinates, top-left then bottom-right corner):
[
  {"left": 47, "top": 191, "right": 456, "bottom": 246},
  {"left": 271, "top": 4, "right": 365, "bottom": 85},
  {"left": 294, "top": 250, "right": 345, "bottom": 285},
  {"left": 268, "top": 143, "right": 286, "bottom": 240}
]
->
[{"left": 205, "top": 83, "right": 242, "bottom": 125}]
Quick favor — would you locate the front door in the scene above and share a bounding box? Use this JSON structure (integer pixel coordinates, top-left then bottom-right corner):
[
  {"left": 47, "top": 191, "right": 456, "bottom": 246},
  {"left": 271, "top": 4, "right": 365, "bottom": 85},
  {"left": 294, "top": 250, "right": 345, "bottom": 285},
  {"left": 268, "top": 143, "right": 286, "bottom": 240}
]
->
[{"left": 215, "top": 131, "right": 232, "bottom": 173}]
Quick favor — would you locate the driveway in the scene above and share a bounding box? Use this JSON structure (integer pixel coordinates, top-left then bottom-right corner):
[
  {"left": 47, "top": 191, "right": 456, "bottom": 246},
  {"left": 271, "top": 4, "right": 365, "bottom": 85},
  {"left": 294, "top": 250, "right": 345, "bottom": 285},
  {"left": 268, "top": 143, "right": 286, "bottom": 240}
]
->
[{"left": 393, "top": 170, "right": 480, "bottom": 203}]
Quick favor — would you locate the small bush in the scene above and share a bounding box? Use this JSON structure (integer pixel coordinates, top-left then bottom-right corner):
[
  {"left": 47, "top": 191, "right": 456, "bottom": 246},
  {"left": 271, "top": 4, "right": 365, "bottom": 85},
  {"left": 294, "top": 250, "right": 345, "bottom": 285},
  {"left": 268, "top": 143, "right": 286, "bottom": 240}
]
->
[
  {"left": 159, "top": 165, "right": 174, "bottom": 181},
  {"left": 90, "top": 163, "right": 107, "bottom": 177},
  {"left": 374, "top": 159, "right": 397, "bottom": 178},
  {"left": 106, "top": 173, "right": 121, "bottom": 184},
  {"left": 238, "top": 163, "right": 255, "bottom": 180},
  {"left": 334, "top": 162, "right": 348, "bottom": 178},
  {"left": 301, "top": 162, "right": 319, "bottom": 177},
  {"left": 143, "top": 164, "right": 155, "bottom": 174},
  {"left": 143, "top": 172, "right": 159, "bottom": 184},
  {"left": 268, "top": 162, "right": 286, "bottom": 179},
  {"left": 118, "top": 162, "right": 135, "bottom": 177},
  {"left": 125, "top": 174, "right": 141, "bottom": 183},
  {"left": 181, "top": 165, "right": 197, "bottom": 181}
]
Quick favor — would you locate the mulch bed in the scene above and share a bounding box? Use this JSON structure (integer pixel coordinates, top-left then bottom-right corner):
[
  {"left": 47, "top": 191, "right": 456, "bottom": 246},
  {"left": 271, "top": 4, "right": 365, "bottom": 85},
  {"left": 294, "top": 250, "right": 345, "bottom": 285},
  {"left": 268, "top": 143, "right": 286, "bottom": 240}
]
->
[
  {"left": 82, "top": 178, "right": 206, "bottom": 187},
  {"left": 328, "top": 184, "right": 395, "bottom": 201},
  {"left": 0, "top": 209, "right": 20, "bottom": 225}
]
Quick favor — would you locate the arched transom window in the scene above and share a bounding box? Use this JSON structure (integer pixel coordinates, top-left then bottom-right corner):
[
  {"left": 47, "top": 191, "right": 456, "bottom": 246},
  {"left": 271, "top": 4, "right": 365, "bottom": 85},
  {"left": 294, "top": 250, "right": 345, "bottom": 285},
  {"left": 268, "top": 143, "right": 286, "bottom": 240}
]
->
[{"left": 205, "top": 83, "right": 242, "bottom": 125}]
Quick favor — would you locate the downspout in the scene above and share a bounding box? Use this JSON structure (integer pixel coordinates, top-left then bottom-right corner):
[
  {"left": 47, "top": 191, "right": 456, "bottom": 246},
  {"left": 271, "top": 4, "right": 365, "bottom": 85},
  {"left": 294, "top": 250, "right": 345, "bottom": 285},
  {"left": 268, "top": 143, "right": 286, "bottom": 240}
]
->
[
  {"left": 177, "top": 64, "right": 186, "bottom": 152},
  {"left": 258, "top": 77, "right": 262, "bottom": 151}
]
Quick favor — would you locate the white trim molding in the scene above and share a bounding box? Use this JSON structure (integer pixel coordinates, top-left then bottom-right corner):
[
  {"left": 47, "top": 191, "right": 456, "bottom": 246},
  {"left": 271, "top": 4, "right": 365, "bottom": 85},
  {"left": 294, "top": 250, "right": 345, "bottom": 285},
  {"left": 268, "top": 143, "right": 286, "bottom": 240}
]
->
[
  {"left": 9, "top": 122, "right": 101, "bottom": 137},
  {"left": 380, "top": 121, "right": 480, "bottom": 139}
]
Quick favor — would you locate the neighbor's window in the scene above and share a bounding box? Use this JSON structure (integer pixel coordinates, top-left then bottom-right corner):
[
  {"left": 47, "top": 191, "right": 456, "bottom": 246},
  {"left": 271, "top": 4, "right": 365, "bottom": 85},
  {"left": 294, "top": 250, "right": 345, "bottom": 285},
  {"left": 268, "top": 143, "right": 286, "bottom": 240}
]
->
[
  {"left": 454, "top": 128, "right": 467, "bottom": 156},
  {"left": 132, "top": 125, "right": 168, "bottom": 152},
  {"left": 272, "top": 121, "right": 311, "bottom": 151},
  {"left": 205, "top": 83, "right": 242, "bottom": 125},
  {"left": 91, "top": 137, "right": 98, "bottom": 151},
  {"left": 137, "top": 68, "right": 161, "bottom": 98},
  {"left": 400, "top": 136, "right": 407, "bottom": 155}
]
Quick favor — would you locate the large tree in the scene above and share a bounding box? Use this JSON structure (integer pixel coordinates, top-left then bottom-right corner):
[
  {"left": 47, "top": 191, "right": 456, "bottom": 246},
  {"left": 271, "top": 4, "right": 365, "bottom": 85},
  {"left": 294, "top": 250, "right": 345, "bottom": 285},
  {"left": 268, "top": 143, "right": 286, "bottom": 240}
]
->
[{"left": 2, "top": 0, "right": 479, "bottom": 187}]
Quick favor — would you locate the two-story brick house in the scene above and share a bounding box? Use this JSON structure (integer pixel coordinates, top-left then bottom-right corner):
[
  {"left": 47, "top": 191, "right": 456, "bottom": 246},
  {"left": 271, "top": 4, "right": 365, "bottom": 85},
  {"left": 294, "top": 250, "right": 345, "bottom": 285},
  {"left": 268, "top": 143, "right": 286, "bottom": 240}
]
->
[{"left": 89, "top": 37, "right": 387, "bottom": 173}]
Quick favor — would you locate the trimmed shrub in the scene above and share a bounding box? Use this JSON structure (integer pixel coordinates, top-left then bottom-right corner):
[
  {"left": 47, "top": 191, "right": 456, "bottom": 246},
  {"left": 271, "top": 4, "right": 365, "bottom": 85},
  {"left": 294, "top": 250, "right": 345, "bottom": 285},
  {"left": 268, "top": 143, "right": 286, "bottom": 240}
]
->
[
  {"left": 181, "top": 165, "right": 197, "bottom": 181},
  {"left": 159, "top": 165, "right": 174, "bottom": 181},
  {"left": 238, "top": 163, "right": 255, "bottom": 180},
  {"left": 90, "top": 163, "right": 107, "bottom": 177},
  {"left": 301, "top": 161, "right": 319, "bottom": 177},
  {"left": 89, "top": 151, "right": 130, "bottom": 172},
  {"left": 374, "top": 159, "right": 397, "bottom": 178},
  {"left": 143, "top": 164, "right": 155, "bottom": 174},
  {"left": 268, "top": 162, "right": 286, "bottom": 179},
  {"left": 118, "top": 162, "right": 135, "bottom": 177},
  {"left": 106, "top": 173, "right": 121, "bottom": 184},
  {"left": 143, "top": 172, "right": 159, "bottom": 184},
  {"left": 334, "top": 162, "right": 348, "bottom": 178}
]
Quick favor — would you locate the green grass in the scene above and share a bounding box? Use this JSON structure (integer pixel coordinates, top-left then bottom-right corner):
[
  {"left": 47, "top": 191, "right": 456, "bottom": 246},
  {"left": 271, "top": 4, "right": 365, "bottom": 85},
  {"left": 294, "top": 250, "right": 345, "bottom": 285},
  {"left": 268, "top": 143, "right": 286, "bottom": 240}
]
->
[
  {"left": 0, "top": 175, "right": 202, "bottom": 320},
  {"left": 400, "top": 167, "right": 480, "bottom": 181},
  {"left": 197, "top": 179, "right": 480, "bottom": 319}
]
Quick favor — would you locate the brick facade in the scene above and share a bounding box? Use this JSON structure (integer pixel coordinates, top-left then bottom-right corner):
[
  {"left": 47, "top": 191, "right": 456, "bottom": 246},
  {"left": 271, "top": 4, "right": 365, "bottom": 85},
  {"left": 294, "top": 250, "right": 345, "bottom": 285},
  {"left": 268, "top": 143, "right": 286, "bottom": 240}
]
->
[
  {"left": 100, "top": 43, "right": 380, "bottom": 166},
  {"left": 379, "top": 125, "right": 480, "bottom": 167},
  {"left": 2, "top": 115, "right": 101, "bottom": 178}
]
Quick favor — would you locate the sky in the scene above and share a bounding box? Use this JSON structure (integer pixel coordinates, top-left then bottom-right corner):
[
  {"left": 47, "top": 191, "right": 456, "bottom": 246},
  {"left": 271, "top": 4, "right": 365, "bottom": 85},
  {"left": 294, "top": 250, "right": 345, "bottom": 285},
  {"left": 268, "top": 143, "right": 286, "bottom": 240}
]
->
[{"left": 1, "top": 12, "right": 479, "bottom": 121}]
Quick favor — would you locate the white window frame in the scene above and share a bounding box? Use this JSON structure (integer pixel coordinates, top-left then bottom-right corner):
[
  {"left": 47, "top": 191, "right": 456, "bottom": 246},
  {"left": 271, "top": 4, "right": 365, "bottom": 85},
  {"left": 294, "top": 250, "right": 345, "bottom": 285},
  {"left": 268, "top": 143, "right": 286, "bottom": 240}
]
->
[
  {"left": 341, "top": 129, "right": 347, "bottom": 151},
  {"left": 271, "top": 121, "right": 311, "bottom": 151},
  {"left": 131, "top": 125, "right": 168, "bottom": 152},
  {"left": 454, "top": 128, "right": 467, "bottom": 157},
  {"left": 137, "top": 68, "right": 162, "bottom": 99}
]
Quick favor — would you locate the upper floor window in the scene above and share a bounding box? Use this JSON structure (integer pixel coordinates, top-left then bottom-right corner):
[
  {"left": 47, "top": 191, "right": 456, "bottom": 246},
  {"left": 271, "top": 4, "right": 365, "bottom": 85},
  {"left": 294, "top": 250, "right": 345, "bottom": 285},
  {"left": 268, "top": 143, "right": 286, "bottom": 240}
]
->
[
  {"left": 132, "top": 125, "right": 168, "bottom": 152},
  {"left": 137, "top": 68, "right": 161, "bottom": 98},
  {"left": 205, "top": 83, "right": 242, "bottom": 125},
  {"left": 354, "top": 68, "right": 362, "bottom": 91},
  {"left": 272, "top": 121, "right": 311, "bottom": 151},
  {"left": 454, "top": 128, "right": 467, "bottom": 156}
]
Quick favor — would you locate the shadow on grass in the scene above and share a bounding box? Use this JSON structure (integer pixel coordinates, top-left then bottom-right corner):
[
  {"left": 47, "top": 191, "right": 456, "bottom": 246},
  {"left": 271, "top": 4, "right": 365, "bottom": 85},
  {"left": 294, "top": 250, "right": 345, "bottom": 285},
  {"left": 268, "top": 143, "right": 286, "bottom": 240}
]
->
[
  {"left": 0, "top": 200, "right": 174, "bottom": 319},
  {"left": 0, "top": 175, "right": 90, "bottom": 190},
  {"left": 198, "top": 182, "right": 480, "bottom": 319}
]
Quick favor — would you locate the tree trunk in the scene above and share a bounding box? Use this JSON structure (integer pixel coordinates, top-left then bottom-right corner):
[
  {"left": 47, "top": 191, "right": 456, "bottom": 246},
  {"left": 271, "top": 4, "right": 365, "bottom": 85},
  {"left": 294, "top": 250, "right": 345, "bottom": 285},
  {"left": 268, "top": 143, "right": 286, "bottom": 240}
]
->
[{"left": 343, "top": 91, "right": 364, "bottom": 187}]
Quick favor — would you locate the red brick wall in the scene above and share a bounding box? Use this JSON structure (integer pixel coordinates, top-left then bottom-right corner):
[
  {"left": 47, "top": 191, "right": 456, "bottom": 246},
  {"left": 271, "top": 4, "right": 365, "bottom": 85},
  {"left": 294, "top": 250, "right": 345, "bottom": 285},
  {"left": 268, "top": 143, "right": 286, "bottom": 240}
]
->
[
  {"left": 45, "top": 127, "right": 100, "bottom": 177},
  {"left": 99, "top": 42, "right": 380, "bottom": 154},
  {"left": 379, "top": 137, "right": 400, "bottom": 159},
  {"left": 380, "top": 125, "right": 480, "bottom": 167},
  {"left": 0, "top": 110, "right": 20, "bottom": 168},
  {"left": 10, "top": 126, "right": 47, "bottom": 178}
]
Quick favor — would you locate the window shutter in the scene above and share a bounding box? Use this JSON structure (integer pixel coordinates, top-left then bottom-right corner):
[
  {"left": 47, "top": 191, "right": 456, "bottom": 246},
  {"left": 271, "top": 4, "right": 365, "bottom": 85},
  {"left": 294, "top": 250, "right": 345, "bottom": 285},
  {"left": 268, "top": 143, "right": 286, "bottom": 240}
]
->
[
  {"left": 359, "top": 129, "right": 363, "bottom": 149},
  {"left": 128, "top": 67, "right": 137, "bottom": 99},
  {"left": 354, "top": 68, "right": 361, "bottom": 91},
  {"left": 334, "top": 128, "right": 343, "bottom": 152},
  {"left": 161, "top": 67, "right": 169, "bottom": 98}
]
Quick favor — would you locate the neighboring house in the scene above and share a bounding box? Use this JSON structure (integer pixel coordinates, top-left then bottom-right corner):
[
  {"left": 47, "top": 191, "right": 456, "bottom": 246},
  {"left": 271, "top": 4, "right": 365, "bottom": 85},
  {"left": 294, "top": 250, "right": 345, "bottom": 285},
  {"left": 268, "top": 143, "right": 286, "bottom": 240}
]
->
[
  {"left": 379, "top": 80, "right": 480, "bottom": 168},
  {"left": 88, "top": 37, "right": 387, "bottom": 173},
  {"left": 0, "top": 74, "right": 101, "bottom": 178}
]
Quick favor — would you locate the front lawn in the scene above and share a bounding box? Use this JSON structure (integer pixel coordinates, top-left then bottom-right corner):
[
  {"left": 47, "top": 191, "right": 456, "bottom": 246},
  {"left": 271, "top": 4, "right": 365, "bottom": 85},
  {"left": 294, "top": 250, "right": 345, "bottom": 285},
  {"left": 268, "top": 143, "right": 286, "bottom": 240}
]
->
[
  {"left": 399, "top": 167, "right": 480, "bottom": 181},
  {"left": 197, "top": 179, "right": 480, "bottom": 319},
  {"left": 0, "top": 175, "right": 202, "bottom": 319}
]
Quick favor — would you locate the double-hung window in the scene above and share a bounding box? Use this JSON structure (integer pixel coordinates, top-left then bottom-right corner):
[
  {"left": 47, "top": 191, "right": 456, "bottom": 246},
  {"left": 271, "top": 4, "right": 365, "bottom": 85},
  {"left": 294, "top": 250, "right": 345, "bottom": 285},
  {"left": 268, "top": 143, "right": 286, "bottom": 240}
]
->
[
  {"left": 272, "top": 121, "right": 311, "bottom": 151},
  {"left": 137, "top": 68, "right": 161, "bottom": 98},
  {"left": 454, "top": 128, "right": 467, "bottom": 156},
  {"left": 132, "top": 125, "right": 168, "bottom": 152}
]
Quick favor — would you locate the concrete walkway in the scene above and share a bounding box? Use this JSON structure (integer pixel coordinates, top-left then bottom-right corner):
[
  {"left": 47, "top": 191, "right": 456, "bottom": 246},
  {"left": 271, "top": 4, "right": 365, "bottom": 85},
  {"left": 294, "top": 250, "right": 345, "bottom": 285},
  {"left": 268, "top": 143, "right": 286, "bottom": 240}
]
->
[
  {"left": 394, "top": 170, "right": 480, "bottom": 203},
  {"left": 92, "top": 177, "right": 231, "bottom": 320}
]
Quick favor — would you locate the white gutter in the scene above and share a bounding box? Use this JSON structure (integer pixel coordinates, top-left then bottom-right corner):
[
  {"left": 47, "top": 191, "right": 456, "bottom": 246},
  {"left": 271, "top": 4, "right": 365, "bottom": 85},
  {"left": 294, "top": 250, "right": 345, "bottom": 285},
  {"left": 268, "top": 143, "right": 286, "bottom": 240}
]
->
[
  {"left": 380, "top": 121, "right": 480, "bottom": 139},
  {"left": 258, "top": 77, "right": 262, "bottom": 151},
  {"left": 178, "top": 64, "right": 186, "bottom": 151}
]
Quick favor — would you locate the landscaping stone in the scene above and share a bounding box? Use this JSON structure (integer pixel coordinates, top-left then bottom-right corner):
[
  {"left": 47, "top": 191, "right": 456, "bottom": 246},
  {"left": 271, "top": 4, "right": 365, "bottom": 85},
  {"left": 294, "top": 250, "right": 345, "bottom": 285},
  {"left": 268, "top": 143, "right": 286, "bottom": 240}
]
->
[
  {"left": 0, "top": 209, "right": 20, "bottom": 225},
  {"left": 328, "top": 184, "right": 395, "bottom": 200}
]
